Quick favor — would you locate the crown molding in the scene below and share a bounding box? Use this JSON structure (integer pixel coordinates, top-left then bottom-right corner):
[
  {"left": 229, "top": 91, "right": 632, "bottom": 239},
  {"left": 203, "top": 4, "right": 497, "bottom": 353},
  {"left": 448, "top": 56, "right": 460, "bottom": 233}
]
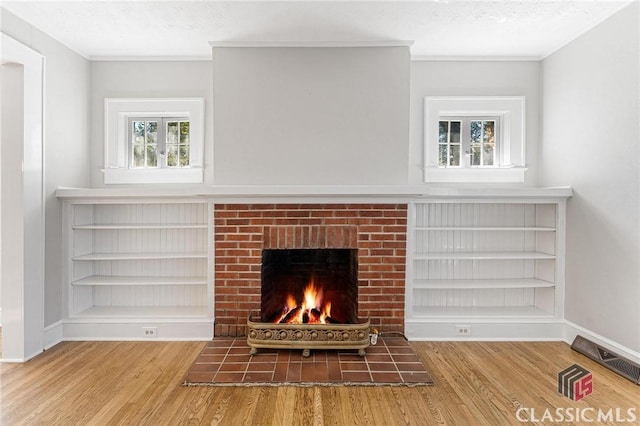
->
[
  {"left": 209, "top": 40, "right": 414, "bottom": 48},
  {"left": 411, "top": 55, "right": 542, "bottom": 62}
]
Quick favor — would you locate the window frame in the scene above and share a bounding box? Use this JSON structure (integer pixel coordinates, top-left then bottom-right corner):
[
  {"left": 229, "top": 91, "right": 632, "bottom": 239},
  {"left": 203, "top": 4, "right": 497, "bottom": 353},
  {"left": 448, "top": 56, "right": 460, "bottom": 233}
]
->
[
  {"left": 438, "top": 115, "right": 501, "bottom": 168},
  {"left": 424, "top": 96, "right": 526, "bottom": 183},
  {"left": 104, "top": 98, "right": 204, "bottom": 184},
  {"left": 127, "top": 116, "right": 191, "bottom": 169}
]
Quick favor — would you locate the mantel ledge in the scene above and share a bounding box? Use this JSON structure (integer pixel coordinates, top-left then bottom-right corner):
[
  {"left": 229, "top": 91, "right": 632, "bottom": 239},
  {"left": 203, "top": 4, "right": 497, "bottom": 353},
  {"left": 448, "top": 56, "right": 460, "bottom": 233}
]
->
[{"left": 56, "top": 185, "right": 572, "bottom": 201}]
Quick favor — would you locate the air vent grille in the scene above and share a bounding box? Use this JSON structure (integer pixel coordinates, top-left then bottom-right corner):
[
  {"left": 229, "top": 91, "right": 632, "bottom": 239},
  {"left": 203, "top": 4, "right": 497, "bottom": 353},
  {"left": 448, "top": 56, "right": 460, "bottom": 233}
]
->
[{"left": 571, "top": 335, "right": 640, "bottom": 385}]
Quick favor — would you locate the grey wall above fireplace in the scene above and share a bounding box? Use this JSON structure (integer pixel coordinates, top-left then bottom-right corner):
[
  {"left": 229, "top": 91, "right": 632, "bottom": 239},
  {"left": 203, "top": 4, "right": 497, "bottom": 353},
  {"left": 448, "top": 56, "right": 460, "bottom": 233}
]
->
[{"left": 212, "top": 45, "right": 411, "bottom": 186}]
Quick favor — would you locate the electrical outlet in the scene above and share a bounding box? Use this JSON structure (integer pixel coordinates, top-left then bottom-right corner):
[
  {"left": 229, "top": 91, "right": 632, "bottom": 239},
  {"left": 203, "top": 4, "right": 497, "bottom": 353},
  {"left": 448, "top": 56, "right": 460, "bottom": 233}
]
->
[
  {"left": 455, "top": 325, "right": 471, "bottom": 337},
  {"left": 142, "top": 327, "right": 158, "bottom": 338}
]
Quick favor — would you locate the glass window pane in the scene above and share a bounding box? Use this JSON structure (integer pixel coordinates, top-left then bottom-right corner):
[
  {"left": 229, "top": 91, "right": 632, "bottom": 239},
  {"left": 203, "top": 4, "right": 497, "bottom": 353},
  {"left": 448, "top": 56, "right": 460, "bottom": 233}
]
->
[
  {"left": 483, "top": 145, "right": 494, "bottom": 166},
  {"left": 146, "top": 144, "right": 158, "bottom": 167},
  {"left": 470, "top": 145, "right": 481, "bottom": 166},
  {"left": 470, "top": 121, "right": 482, "bottom": 143},
  {"left": 167, "top": 122, "right": 179, "bottom": 144},
  {"left": 484, "top": 121, "right": 495, "bottom": 145},
  {"left": 438, "top": 121, "right": 448, "bottom": 144},
  {"left": 450, "top": 121, "right": 461, "bottom": 143},
  {"left": 439, "top": 145, "right": 448, "bottom": 166},
  {"left": 450, "top": 145, "right": 460, "bottom": 166},
  {"left": 180, "top": 121, "right": 190, "bottom": 144},
  {"left": 133, "top": 121, "right": 145, "bottom": 145},
  {"left": 146, "top": 121, "right": 158, "bottom": 145},
  {"left": 167, "top": 145, "right": 178, "bottom": 167},
  {"left": 179, "top": 146, "right": 190, "bottom": 167},
  {"left": 133, "top": 121, "right": 144, "bottom": 137},
  {"left": 133, "top": 144, "right": 144, "bottom": 168}
]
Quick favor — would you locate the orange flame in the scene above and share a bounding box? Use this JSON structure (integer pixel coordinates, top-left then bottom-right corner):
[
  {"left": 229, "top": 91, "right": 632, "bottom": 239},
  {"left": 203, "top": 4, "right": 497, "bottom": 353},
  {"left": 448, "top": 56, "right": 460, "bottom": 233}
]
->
[{"left": 274, "top": 276, "right": 333, "bottom": 324}]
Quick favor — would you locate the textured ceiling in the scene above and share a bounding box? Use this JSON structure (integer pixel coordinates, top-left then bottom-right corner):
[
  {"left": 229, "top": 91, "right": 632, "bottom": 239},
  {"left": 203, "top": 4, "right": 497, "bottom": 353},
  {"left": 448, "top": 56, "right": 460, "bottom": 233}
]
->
[{"left": 1, "top": 1, "right": 634, "bottom": 60}]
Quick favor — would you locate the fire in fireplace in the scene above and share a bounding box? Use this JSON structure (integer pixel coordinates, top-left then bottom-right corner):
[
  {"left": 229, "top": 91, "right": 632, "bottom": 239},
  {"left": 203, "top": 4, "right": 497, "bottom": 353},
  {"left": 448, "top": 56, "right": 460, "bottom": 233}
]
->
[
  {"left": 260, "top": 248, "right": 358, "bottom": 325},
  {"left": 247, "top": 247, "right": 370, "bottom": 357}
]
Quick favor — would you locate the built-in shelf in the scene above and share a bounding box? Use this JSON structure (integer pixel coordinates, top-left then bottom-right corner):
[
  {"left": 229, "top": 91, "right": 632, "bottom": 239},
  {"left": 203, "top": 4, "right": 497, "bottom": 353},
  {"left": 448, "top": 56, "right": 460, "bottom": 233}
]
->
[
  {"left": 413, "top": 251, "right": 556, "bottom": 260},
  {"left": 70, "top": 305, "right": 209, "bottom": 319},
  {"left": 406, "top": 198, "right": 568, "bottom": 339},
  {"left": 412, "top": 278, "right": 555, "bottom": 289},
  {"left": 73, "top": 223, "right": 207, "bottom": 230},
  {"left": 414, "top": 226, "right": 556, "bottom": 232},
  {"left": 72, "top": 252, "right": 208, "bottom": 261},
  {"left": 63, "top": 200, "right": 213, "bottom": 340},
  {"left": 72, "top": 275, "right": 208, "bottom": 286},
  {"left": 411, "top": 305, "right": 555, "bottom": 319}
]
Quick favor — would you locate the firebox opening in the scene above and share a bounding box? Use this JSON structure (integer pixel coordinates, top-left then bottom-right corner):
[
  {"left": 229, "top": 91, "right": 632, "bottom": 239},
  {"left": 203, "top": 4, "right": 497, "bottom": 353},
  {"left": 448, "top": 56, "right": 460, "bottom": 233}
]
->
[{"left": 261, "top": 248, "right": 358, "bottom": 324}]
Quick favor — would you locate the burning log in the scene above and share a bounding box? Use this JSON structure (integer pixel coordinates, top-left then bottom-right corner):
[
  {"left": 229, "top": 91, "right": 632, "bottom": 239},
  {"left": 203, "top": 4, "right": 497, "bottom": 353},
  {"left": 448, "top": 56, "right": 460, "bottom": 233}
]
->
[
  {"left": 279, "top": 306, "right": 302, "bottom": 324},
  {"left": 326, "top": 316, "right": 340, "bottom": 324}
]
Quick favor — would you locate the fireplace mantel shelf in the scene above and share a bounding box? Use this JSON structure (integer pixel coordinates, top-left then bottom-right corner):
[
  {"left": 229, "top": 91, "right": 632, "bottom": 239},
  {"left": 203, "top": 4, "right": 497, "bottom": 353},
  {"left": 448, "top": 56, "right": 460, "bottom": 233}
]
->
[{"left": 56, "top": 185, "right": 572, "bottom": 202}]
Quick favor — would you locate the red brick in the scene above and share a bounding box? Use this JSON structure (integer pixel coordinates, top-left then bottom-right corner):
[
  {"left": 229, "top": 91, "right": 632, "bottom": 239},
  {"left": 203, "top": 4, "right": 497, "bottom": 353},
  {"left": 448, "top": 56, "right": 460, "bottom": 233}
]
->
[
  {"left": 213, "top": 203, "right": 408, "bottom": 334},
  {"left": 310, "top": 210, "right": 335, "bottom": 218},
  {"left": 215, "top": 272, "right": 239, "bottom": 279},
  {"left": 214, "top": 210, "right": 239, "bottom": 218},
  {"left": 214, "top": 241, "right": 240, "bottom": 249}
]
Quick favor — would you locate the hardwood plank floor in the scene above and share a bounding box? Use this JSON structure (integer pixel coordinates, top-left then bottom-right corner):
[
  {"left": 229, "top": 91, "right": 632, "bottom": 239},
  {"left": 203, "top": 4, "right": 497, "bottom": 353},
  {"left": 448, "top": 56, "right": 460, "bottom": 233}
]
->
[{"left": 1, "top": 339, "right": 638, "bottom": 425}]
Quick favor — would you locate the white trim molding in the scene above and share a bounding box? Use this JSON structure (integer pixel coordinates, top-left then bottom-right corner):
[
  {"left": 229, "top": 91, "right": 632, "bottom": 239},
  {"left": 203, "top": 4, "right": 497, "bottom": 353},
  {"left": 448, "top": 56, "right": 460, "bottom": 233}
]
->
[
  {"left": 103, "top": 98, "right": 205, "bottom": 185},
  {"left": 210, "top": 40, "right": 414, "bottom": 48},
  {"left": 0, "top": 32, "right": 46, "bottom": 363},
  {"left": 424, "top": 96, "right": 526, "bottom": 183},
  {"left": 43, "top": 321, "right": 64, "bottom": 350}
]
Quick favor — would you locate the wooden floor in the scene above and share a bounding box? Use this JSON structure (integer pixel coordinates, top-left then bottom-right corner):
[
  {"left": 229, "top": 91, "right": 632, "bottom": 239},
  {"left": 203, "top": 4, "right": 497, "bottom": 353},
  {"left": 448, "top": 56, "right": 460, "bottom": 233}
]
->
[{"left": 1, "top": 338, "right": 638, "bottom": 425}]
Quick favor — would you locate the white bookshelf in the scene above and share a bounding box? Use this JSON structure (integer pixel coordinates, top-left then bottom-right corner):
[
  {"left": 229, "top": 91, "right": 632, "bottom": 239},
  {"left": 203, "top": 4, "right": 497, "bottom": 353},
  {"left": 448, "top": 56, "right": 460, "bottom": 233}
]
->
[
  {"left": 63, "top": 200, "right": 213, "bottom": 340},
  {"left": 405, "top": 198, "right": 569, "bottom": 339}
]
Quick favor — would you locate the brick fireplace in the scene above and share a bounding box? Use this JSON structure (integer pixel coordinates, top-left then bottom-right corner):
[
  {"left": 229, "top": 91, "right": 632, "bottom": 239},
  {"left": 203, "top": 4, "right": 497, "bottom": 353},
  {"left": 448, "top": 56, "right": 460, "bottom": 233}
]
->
[{"left": 214, "top": 204, "right": 407, "bottom": 336}]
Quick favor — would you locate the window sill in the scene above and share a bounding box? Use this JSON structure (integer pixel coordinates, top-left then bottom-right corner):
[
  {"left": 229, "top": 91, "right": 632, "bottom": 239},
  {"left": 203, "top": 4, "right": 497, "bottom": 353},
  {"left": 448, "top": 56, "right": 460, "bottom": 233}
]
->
[
  {"left": 424, "top": 166, "right": 527, "bottom": 183},
  {"left": 103, "top": 168, "right": 204, "bottom": 185}
]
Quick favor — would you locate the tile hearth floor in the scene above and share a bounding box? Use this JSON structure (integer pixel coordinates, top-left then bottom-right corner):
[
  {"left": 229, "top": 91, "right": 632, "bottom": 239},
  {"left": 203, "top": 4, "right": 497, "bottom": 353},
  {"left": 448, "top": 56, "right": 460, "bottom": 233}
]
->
[{"left": 183, "top": 336, "right": 433, "bottom": 386}]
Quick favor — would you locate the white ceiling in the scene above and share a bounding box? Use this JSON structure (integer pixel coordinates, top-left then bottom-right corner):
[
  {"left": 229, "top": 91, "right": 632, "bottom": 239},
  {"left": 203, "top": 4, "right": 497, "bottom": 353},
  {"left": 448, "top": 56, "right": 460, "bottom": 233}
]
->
[{"left": 1, "top": 1, "right": 634, "bottom": 60}]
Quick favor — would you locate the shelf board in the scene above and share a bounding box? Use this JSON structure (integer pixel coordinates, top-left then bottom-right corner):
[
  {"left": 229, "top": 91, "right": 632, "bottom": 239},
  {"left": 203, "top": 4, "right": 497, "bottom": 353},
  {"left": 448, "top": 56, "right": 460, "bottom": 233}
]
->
[
  {"left": 73, "top": 223, "right": 207, "bottom": 230},
  {"left": 413, "top": 251, "right": 556, "bottom": 260},
  {"left": 412, "top": 278, "right": 555, "bottom": 289},
  {"left": 410, "top": 305, "right": 554, "bottom": 319},
  {"left": 72, "top": 305, "right": 209, "bottom": 319},
  {"left": 72, "top": 275, "right": 208, "bottom": 286},
  {"left": 72, "top": 252, "right": 208, "bottom": 261},
  {"left": 414, "top": 226, "right": 555, "bottom": 232}
]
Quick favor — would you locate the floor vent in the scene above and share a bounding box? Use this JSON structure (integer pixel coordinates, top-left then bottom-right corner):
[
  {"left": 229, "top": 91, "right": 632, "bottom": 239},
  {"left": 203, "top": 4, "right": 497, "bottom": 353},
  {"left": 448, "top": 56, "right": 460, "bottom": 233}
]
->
[{"left": 571, "top": 335, "right": 640, "bottom": 385}]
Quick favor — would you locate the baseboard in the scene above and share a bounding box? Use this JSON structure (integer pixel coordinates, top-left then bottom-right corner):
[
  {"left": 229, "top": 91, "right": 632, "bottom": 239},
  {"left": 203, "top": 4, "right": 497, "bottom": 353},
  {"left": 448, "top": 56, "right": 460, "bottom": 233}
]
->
[
  {"left": 44, "top": 320, "right": 64, "bottom": 350},
  {"left": 1, "top": 349, "right": 44, "bottom": 363},
  {"left": 405, "top": 320, "right": 566, "bottom": 341},
  {"left": 62, "top": 320, "right": 214, "bottom": 341},
  {"left": 564, "top": 320, "right": 640, "bottom": 364}
]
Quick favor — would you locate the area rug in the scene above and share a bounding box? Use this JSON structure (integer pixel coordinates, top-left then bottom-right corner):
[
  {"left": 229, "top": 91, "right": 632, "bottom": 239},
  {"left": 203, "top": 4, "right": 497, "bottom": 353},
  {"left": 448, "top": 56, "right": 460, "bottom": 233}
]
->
[{"left": 183, "top": 336, "right": 433, "bottom": 387}]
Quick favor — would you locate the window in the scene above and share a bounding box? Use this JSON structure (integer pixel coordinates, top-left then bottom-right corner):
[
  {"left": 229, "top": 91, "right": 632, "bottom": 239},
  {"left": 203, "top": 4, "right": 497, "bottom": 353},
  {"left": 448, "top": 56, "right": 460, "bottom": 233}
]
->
[
  {"left": 438, "top": 117, "right": 499, "bottom": 168},
  {"left": 129, "top": 118, "right": 190, "bottom": 168},
  {"left": 104, "top": 98, "right": 204, "bottom": 184},
  {"left": 425, "top": 96, "right": 526, "bottom": 183}
]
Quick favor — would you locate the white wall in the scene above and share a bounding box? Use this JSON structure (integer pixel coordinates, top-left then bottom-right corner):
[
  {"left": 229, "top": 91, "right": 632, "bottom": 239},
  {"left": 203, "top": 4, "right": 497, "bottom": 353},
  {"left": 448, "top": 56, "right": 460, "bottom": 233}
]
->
[
  {"left": 1, "top": 9, "right": 90, "bottom": 327},
  {"left": 90, "top": 61, "right": 213, "bottom": 187},
  {"left": 541, "top": 2, "right": 640, "bottom": 352},
  {"left": 410, "top": 60, "right": 541, "bottom": 186},
  {"left": 212, "top": 46, "right": 410, "bottom": 185}
]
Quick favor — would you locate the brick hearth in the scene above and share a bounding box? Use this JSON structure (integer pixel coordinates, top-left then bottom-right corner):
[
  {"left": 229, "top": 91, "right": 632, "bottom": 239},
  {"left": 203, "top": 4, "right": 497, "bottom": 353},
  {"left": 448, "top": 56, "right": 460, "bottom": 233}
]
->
[{"left": 214, "top": 204, "right": 407, "bottom": 336}]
